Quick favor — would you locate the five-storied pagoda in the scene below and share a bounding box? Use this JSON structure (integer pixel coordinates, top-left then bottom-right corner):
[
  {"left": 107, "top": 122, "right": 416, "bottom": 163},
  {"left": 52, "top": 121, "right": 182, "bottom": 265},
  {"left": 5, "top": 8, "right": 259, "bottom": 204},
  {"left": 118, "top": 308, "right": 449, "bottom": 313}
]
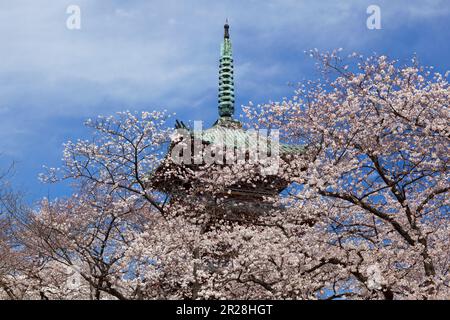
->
[{"left": 152, "top": 21, "right": 304, "bottom": 219}]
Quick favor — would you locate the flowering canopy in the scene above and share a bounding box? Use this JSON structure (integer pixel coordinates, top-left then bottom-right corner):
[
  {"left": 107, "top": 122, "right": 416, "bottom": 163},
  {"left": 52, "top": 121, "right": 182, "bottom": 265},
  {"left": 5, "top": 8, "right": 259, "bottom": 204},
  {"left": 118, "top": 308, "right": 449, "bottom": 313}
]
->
[{"left": 1, "top": 52, "right": 448, "bottom": 300}]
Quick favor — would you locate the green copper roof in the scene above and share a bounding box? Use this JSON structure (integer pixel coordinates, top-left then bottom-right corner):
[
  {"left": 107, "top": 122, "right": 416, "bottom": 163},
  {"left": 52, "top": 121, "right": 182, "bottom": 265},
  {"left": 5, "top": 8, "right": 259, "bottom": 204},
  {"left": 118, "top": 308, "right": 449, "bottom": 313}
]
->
[
  {"left": 218, "top": 21, "right": 235, "bottom": 118},
  {"left": 193, "top": 125, "right": 306, "bottom": 156}
]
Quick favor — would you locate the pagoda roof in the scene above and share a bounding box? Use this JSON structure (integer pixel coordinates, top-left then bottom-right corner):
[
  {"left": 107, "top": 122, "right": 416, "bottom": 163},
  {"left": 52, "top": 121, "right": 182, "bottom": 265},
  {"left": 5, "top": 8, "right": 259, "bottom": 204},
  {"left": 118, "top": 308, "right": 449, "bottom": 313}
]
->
[{"left": 183, "top": 117, "right": 306, "bottom": 156}]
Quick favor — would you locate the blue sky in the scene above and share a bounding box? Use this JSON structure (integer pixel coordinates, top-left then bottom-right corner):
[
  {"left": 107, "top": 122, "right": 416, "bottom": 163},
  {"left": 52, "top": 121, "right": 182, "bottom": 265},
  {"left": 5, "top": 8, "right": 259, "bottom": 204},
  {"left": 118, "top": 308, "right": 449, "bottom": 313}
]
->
[{"left": 0, "top": 0, "right": 449, "bottom": 203}]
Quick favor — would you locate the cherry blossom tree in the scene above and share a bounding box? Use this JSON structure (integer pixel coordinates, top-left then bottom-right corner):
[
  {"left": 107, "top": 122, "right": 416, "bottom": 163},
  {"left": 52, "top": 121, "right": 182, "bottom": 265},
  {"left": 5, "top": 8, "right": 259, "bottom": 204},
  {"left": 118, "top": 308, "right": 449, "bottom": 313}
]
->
[
  {"left": 1, "top": 52, "right": 448, "bottom": 300},
  {"left": 41, "top": 110, "right": 174, "bottom": 215},
  {"left": 243, "top": 51, "right": 450, "bottom": 299}
]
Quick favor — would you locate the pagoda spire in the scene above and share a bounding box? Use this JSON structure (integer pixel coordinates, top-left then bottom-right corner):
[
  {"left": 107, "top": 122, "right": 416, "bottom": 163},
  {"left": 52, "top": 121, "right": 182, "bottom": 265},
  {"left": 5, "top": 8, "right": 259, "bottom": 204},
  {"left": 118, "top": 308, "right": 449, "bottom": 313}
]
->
[{"left": 218, "top": 20, "right": 235, "bottom": 119}]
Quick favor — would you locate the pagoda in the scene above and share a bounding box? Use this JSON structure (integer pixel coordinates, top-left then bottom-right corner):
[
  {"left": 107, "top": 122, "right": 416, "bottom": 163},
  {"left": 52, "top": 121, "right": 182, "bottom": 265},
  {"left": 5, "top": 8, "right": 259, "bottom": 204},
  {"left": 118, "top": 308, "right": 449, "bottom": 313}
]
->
[{"left": 152, "top": 22, "right": 305, "bottom": 220}]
